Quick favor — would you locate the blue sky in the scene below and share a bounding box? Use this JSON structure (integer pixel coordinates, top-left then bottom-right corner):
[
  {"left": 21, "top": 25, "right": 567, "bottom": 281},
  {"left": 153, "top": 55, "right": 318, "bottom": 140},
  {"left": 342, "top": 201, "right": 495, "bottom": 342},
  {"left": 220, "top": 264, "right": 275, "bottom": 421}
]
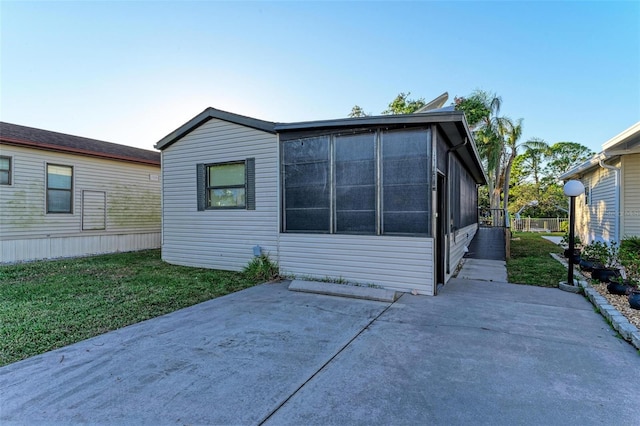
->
[{"left": 1, "top": 1, "right": 638, "bottom": 155}]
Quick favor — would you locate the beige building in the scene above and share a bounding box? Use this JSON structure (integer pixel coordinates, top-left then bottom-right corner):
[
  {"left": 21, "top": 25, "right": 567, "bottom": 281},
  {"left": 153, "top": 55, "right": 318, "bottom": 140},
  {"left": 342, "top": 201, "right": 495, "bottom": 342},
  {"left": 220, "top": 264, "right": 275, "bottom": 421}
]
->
[
  {"left": 560, "top": 122, "right": 640, "bottom": 244},
  {"left": 0, "top": 122, "right": 161, "bottom": 263}
]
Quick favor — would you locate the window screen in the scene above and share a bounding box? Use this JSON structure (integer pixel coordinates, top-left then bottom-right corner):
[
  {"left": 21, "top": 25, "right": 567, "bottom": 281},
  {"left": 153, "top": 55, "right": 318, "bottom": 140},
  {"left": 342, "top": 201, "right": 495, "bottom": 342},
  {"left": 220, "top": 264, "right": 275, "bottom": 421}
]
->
[
  {"left": 281, "top": 128, "right": 433, "bottom": 236},
  {"left": 335, "top": 133, "right": 376, "bottom": 233},
  {"left": 283, "top": 136, "right": 330, "bottom": 232},
  {"left": 382, "top": 129, "right": 430, "bottom": 235},
  {"left": 451, "top": 156, "right": 477, "bottom": 229}
]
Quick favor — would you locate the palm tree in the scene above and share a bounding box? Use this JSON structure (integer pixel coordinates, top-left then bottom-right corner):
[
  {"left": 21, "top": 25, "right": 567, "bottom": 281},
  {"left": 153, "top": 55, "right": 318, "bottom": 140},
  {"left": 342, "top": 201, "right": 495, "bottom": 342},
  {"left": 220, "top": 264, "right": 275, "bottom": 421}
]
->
[
  {"left": 460, "top": 90, "right": 510, "bottom": 222},
  {"left": 501, "top": 118, "right": 524, "bottom": 216},
  {"left": 518, "top": 137, "right": 550, "bottom": 186},
  {"left": 456, "top": 90, "right": 529, "bottom": 225}
]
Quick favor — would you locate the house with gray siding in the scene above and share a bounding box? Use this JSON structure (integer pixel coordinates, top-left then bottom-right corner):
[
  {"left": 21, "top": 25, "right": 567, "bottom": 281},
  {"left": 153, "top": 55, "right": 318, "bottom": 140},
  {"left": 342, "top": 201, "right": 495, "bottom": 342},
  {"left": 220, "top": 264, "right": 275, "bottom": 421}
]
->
[
  {"left": 155, "top": 107, "right": 486, "bottom": 295},
  {"left": 0, "top": 122, "right": 161, "bottom": 263},
  {"left": 560, "top": 121, "right": 640, "bottom": 244}
]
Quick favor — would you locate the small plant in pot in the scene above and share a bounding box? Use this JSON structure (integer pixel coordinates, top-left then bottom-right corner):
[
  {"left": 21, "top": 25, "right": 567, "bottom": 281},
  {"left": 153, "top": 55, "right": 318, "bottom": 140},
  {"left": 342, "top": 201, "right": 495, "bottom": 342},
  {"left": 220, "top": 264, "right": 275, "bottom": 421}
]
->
[
  {"left": 619, "top": 239, "right": 640, "bottom": 309},
  {"left": 582, "top": 241, "right": 620, "bottom": 283},
  {"left": 629, "top": 285, "right": 640, "bottom": 310},
  {"left": 561, "top": 232, "right": 582, "bottom": 264}
]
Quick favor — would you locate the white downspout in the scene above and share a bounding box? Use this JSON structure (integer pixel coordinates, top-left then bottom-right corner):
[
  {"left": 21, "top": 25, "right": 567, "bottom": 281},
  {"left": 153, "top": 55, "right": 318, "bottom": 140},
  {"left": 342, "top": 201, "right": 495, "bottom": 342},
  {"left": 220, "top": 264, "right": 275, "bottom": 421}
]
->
[{"left": 598, "top": 156, "right": 621, "bottom": 243}]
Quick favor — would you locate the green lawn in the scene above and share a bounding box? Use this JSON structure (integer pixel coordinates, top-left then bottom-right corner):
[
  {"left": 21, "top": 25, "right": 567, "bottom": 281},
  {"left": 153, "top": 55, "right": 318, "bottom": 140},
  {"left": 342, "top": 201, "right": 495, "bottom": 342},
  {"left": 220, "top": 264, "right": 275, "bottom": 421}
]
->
[
  {"left": 0, "top": 249, "right": 262, "bottom": 366},
  {"left": 507, "top": 232, "right": 567, "bottom": 287}
]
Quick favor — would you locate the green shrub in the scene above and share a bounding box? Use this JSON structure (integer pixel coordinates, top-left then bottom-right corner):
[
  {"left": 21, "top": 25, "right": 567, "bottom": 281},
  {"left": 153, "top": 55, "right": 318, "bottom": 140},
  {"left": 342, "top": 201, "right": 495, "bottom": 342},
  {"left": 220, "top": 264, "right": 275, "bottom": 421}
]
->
[
  {"left": 560, "top": 221, "right": 569, "bottom": 233},
  {"left": 582, "top": 240, "right": 619, "bottom": 268},
  {"left": 242, "top": 254, "right": 279, "bottom": 282},
  {"left": 560, "top": 231, "right": 581, "bottom": 247},
  {"left": 621, "top": 236, "right": 640, "bottom": 254},
  {"left": 620, "top": 241, "right": 640, "bottom": 287}
]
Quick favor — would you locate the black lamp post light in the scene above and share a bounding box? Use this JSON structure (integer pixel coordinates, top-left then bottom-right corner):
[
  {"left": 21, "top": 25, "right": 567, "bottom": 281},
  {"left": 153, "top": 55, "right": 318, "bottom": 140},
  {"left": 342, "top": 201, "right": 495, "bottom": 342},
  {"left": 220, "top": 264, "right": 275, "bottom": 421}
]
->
[{"left": 560, "top": 179, "right": 585, "bottom": 293}]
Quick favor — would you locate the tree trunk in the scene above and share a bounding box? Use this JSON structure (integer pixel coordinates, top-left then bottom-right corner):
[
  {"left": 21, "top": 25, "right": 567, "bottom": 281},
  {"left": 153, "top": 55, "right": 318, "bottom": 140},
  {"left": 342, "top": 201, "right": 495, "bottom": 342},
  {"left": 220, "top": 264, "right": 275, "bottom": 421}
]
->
[
  {"left": 503, "top": 151, "right": 517, "bottom": 226},
  {"left": 491, "top": 186, "right": 502, "bottom": 226}
]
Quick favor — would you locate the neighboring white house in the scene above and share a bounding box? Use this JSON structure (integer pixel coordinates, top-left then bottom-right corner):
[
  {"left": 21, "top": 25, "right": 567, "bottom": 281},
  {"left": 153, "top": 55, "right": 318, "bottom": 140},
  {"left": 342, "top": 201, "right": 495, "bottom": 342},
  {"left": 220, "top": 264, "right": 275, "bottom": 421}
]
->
[
  {"left": 0, "top": 122, "right": 162, "bottom": 263},
  {"left": 559, "top": 121, "right": 640, "bottom": 244},
  {"left": 155, "top": 107, "right": 486, "bottom": 295}
]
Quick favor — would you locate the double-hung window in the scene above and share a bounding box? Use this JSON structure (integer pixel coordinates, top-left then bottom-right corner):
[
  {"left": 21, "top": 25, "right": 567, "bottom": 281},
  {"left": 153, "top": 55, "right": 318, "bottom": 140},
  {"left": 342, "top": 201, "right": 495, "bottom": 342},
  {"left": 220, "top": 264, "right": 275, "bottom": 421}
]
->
[
  {"left": 47, "top": 164, "right": 73, "bottom": 213},
  {"left": 0, "top": 156, "right": 11, "bottom": 185},
  {"left": 207, "top": 162, "right": 246, "bottom": 208},
  {"left": 197, "top": 158, "right": 256, "bottom": 210}
]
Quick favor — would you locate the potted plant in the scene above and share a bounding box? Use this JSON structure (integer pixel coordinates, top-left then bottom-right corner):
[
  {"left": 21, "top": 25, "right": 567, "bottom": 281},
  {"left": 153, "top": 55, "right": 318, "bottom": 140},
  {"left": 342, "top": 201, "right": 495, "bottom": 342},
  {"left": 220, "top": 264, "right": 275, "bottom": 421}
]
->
[
  {"left": 629, "top": 286, "right": 640, "bottom": 310},
  {"left": 582, "top": 241, "right": 620, "bottom": 283},
  {"left": 561, "top": 232, "right": 582, "bottom": 265},
  {"left": 619, "top": 238, "right": 640, "bottom": 309}
]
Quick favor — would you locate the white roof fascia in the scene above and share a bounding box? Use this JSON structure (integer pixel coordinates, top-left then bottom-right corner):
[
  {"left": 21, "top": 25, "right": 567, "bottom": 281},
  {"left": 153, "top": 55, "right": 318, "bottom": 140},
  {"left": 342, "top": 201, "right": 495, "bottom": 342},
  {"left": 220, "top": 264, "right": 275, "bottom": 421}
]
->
[
  {"left": 601, "top": 121, "right": 640, "bottom": 151},
  {"left": 559, "top": 121, "right": 640, "bottom": 180},
  {"left": 558, "top": 153, "right": 607, "bottom": 180}
]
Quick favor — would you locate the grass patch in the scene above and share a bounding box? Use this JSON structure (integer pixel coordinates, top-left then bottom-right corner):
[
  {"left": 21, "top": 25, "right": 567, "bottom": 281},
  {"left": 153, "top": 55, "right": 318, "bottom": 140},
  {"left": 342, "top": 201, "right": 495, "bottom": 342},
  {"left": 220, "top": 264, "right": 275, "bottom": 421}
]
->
[
  {"left": 0, "top": 249, "right": 263, "bottom": 366},
  {"left": 507, "top": 232, "right": 567, "bottom": 287}
]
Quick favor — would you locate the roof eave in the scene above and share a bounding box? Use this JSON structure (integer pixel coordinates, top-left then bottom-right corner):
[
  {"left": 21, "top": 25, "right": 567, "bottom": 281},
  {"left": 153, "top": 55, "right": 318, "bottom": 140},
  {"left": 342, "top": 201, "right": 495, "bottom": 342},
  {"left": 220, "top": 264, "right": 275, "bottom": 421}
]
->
[
  {"left": 155, "top": 107, "right": 276, "bottom": 150},
  {"left": 558, "top": 156, "right": 603, "bottom": 180},
  {"left": 1, "top": 137, "right": 160, "bottom": 166},
  {"left": 601, "top": 121, "right": 640, "bottom": 151},
  {"left": 457, "top": 114, "right": 487, "bottom": 185},
  {"left": 274, "top": 110, "right": 466, "bottom": 132}
]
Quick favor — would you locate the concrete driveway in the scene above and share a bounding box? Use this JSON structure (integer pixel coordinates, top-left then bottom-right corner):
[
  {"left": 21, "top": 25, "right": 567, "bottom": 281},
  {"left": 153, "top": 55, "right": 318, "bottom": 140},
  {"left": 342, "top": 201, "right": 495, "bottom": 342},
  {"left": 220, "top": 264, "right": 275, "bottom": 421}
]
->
[{"left": 1, "top": 279, "right": 639, "bottom": 425}]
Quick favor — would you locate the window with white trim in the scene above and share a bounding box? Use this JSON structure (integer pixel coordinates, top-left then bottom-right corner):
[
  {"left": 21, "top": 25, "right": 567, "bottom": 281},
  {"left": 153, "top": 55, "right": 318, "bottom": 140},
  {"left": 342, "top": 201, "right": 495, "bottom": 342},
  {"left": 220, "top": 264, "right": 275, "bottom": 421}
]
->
[
  {"left": 0, "top": 156, "right": 11, "bottom": 185},
  {"left": 47, "top": 164, "right": 73, "bottom": 213}
]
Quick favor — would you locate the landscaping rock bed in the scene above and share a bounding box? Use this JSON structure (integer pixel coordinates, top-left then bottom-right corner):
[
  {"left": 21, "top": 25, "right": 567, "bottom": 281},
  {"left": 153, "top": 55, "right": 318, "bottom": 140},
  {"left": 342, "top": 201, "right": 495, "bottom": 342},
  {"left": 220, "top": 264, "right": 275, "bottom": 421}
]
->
[{"left": 588, "top": 282, "right": 640, "bottom": 329}]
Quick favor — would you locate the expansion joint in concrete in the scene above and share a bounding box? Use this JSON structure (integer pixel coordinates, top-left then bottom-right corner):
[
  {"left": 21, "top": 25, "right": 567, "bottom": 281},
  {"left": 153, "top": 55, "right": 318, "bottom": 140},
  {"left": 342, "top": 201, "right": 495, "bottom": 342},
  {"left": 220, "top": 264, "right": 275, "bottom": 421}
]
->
[{"left": 257, "top": 299, "right": 397, "bottom": 425}]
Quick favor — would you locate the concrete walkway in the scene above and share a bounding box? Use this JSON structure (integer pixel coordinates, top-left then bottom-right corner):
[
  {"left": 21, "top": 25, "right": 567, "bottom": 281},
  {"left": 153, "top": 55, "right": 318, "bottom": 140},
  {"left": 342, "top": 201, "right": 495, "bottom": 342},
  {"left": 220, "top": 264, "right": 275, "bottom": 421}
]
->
[
  {"left": 456, "top": 258, "right": 508, "bottom": 282},
  {"left": 2, "top": 280, "right": 639, "bottom": 425},
  {"left": 465, "top": 227, "right": 506, "bottom": 260}
]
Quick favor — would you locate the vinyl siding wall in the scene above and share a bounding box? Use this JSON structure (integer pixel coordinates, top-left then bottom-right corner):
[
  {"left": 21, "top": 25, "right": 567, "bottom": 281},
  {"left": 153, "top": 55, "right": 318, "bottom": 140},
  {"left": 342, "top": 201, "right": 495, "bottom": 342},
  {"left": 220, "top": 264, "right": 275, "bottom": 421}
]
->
[
  {"left": 160, "top": 119, "right": 278, "bottom": 270},
  {"left": 576, "top": 161, "right": 618, "bottom": 244},
  {"left": 447, "top": 223, "right": 477, "bottom": 281},
  {"left": 278, "top": 233, "right": 435, "bottom": 295},
  {"left": 621, "top": 154, "right": 640, "bottom": 238},
  {"left": 0, "top": 144, "right": 161, "bottom": 263}
]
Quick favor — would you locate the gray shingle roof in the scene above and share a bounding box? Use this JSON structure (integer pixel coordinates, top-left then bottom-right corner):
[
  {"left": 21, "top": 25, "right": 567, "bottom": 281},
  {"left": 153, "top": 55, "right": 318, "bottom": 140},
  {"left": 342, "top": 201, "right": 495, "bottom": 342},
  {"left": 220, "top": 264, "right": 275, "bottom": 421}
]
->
[{"left": 0, "top": 122, "right": 160, "bottom": 165}]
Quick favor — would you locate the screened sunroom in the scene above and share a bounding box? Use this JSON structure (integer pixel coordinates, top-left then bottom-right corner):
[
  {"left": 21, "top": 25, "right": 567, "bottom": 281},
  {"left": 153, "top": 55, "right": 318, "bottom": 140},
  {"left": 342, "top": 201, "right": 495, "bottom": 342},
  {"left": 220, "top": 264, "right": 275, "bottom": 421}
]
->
[{"left": 275, "top": 111, "right": 486, "bottom": 295}]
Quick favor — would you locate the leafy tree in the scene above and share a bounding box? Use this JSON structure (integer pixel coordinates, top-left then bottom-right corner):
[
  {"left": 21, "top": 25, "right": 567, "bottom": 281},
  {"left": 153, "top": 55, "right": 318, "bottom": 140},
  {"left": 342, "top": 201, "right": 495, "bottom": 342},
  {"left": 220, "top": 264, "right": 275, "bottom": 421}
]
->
[
  {"left": 348, "top": 92, "right": 425, "bottom": 117},
  {"left": 509, "top": 182, "right": 567, "bottom": 217},
  {"left": 381, "top": 92, "right": 426, "bottom": 115},
  {"left": 509, "top": 154, "right": 530, "bottom": 187},
  {"left": 544, "top": 142, "right": 594, "bottom": 178},
  {"left": 349, "top": 105, "right": 368, "bottom": 118},
  {"left": 454, "top": 95, "right": 491, "bottom": 128}
]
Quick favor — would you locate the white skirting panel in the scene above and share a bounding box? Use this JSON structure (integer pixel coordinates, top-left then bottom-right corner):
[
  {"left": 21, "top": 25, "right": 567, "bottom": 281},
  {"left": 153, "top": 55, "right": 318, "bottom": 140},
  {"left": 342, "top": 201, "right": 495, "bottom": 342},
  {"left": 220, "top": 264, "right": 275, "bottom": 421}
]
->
[
  {"left": 0, "top": 233, "right": 161, "bottom": 263},
  {"left": 278, "top": 233, "right": 434, "bottom": 295}
]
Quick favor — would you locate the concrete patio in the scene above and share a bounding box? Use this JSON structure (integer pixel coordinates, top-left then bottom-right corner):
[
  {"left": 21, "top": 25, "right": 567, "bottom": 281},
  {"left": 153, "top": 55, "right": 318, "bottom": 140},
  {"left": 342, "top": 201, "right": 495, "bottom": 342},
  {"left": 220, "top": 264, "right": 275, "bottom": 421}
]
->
[{"left": 1, "top": 279, "right": 639, "bottom": 425}]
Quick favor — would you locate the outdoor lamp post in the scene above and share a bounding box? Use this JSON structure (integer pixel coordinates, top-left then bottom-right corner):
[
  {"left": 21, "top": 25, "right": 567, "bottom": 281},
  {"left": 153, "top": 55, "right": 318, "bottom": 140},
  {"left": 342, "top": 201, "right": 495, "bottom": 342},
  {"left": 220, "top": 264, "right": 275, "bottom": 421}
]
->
[{"left": 563, "top": 180, "right": 585, "bottom": 287}]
